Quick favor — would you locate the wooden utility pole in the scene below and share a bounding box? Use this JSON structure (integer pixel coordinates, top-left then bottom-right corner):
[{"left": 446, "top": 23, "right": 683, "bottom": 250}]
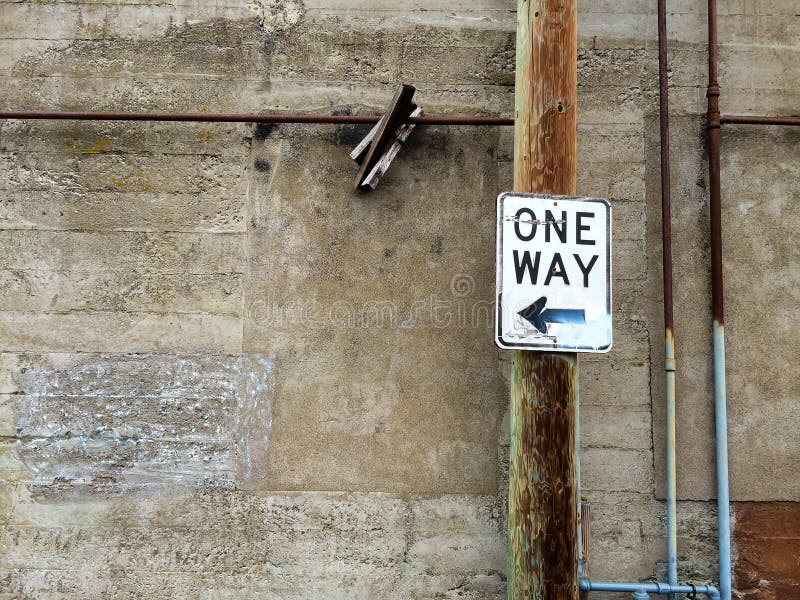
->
[{"left": 508, "top": 1, "right": 579, "bottom": 599}]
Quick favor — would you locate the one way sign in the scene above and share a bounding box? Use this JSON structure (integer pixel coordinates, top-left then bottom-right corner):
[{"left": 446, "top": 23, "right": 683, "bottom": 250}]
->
[{"left": 495, "top": 192, "right": 612, "bottom": 352}]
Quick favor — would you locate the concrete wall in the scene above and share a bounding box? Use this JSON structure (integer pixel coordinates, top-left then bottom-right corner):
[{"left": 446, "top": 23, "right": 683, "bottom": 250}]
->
[{"left": 0, "top": 1, "right": 797, "bottom": 598}]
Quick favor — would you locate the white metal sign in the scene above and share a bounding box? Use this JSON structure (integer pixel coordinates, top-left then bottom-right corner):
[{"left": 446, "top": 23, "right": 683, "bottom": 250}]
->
[{"left": 495, "top": 192, "right": 612, "bottom": 352}]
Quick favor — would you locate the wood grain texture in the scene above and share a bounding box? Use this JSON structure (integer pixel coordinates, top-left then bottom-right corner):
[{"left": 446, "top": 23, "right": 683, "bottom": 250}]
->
[
  {"left": 509, "top": 1, "right": 579, "bottom": 598},
  {"left": 509, "top": 352, "right": 579, "bottom": 599},
  {"left": 513, "top": 0, "right": 577, "bottom": 196},
  {"left": 353, "top": 83, "right": 416, "bottom": 190}
]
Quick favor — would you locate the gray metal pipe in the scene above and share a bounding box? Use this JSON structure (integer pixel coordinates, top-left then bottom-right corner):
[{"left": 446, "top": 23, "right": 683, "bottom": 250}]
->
[
  {"left": 656, "top": 0, "right": 678, "bottom": 595},
  {"left": 580, "top": 579, "right": 721, "bottom": 600}
]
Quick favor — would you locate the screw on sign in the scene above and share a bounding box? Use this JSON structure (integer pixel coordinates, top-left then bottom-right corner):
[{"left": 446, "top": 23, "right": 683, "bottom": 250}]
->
[{"left": 495, "top": 192, "right": 612, "bottom": 352}]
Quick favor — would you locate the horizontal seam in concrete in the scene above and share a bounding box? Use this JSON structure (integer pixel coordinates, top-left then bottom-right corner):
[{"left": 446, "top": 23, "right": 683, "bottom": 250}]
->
[
  {"left": 0, "top": 351, "right": 247, "bottom": 357},
  {"left": 0, "top": 229, "right": 247, "bottom": 235},
  {"left": 582, "top": 488, "right": 654, "bottom": 496},
  {"left": 0, "top": 230, "right": 244, "bottom": 238},
  {"left": 2, "top": 151, "right": 244, "bottom": 158},
  {"left": 8, "top": 393, "right": 242, "bottom": 399},
  {"left": 0, "top": 227, "right": 247, "bottom": 235},
  {"left": 3, "top": 434, "right": 233, "bottom": 442},
  {"left": 0, "top": 75, "right": 518, "bottom": 89},
  {"left": 0, "top": 309, "right": 243, "bottom": 316}
]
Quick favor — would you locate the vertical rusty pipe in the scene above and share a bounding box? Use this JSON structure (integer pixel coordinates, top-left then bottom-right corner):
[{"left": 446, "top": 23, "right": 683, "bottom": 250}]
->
[
  {"left": 657, "top": 0, "right": 678, "bottom": 596},
  {"left": 707, "top": 0, "right": 722, "bottom": 325},
  {"left": 706, "top": 1, "right": 732, "bottom": 599}
]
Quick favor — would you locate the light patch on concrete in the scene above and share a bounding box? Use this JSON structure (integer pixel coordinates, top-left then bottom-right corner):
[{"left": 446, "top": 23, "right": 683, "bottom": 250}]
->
[
  {"left": 247, "top": 0, "right": 305, "bottom": 32},
  {"left": 236, "top": 354, "right": 274, "bottom": 486},
  {"left": 10, "top": 353, "right": 273, "bottom": 490}
]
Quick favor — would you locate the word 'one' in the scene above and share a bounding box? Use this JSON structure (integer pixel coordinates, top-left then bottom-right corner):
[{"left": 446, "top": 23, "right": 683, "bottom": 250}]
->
[{"left": 512, "top": 208, "right": 600, "bottom": 288}]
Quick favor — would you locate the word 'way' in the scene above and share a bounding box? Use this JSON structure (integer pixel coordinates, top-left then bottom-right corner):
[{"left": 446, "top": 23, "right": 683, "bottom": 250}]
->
[{"left": 511, "top": 208, "right": 600, "bottom": 287}]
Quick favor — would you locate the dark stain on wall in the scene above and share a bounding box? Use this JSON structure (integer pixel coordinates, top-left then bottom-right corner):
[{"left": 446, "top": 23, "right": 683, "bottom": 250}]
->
[
  {"left": 254, "top": 158, "right": 271, "bottom": 172},
  {"left": 429, "top": 236, "right": 443, "bottom": 256},
  {"left": 330, "top": 124, "right": 373, "bottom": 148},
  {"left": 254, "top": 123, "right": 274, "bottom": 141}
]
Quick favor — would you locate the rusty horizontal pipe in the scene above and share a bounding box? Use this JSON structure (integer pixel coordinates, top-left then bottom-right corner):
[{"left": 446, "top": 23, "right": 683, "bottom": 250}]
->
[
  {"left": 0, "top": 110, "right": 513, "bottom": 126},
  {"left": 720, "top": 115, "right": 800, "bottom": 126}
]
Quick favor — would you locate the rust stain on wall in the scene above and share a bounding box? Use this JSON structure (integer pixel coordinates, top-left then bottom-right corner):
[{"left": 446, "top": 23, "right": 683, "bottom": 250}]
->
[{"left": 734, "top": 502, "right": 800, "bottom": 599}]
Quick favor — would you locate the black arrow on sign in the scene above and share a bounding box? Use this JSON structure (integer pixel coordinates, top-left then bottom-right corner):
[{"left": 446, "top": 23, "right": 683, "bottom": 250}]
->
[{"left": 517, "top": 296, "right": 586, "bottom": 334}]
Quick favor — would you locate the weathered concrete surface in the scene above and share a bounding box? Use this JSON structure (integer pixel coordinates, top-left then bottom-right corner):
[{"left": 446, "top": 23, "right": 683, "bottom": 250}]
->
[
  {"left": 243, "top": 122, "right": 505, "bottom": 494},
  {"left": 650, "top": 120, "right": 800, "bottom": 502},
  {"left": 0, "top": 489, "right": 506, "bottom": 599},
  {"left": 0, "top": 0, "right": 797, "bottom": 597}
]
